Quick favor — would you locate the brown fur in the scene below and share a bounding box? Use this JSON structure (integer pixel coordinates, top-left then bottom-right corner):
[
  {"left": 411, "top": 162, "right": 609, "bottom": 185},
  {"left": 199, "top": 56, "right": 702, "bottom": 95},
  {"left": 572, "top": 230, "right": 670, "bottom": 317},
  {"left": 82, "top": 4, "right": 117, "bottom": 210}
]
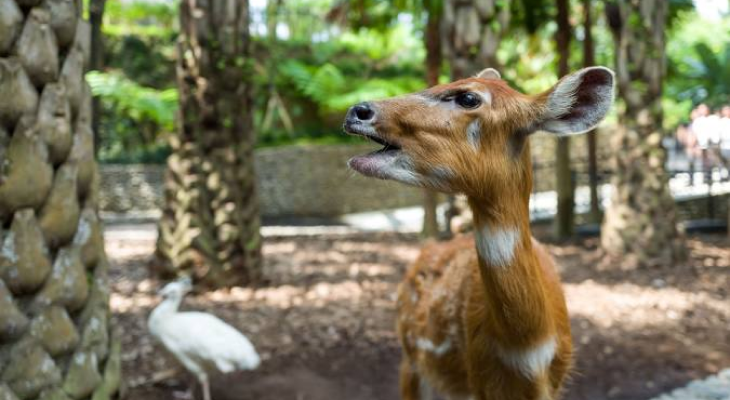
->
[{"left": 346, "top": 71, "right": 612, "bottom": 399}]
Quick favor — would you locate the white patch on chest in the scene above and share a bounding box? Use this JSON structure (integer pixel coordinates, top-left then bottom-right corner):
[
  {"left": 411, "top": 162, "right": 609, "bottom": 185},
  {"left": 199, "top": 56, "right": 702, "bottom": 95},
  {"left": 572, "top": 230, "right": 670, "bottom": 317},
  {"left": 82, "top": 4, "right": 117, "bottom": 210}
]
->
[
  {"left": 496, "top": 336, "right": 557, "bottom": 379},
  {"left": 475, "top": 225, "right": 520, "bottom": 267},
  {"left": 466, "top": 119, "right": 481, "bottom": 150},
  {"left": 416, "top": 338, "right": 452, "bottom": 357}
]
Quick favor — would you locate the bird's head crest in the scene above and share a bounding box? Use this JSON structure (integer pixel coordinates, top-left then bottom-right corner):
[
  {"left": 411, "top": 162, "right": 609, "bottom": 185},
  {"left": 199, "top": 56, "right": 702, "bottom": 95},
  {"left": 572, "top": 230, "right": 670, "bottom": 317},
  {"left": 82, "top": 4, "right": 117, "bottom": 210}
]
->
[{"left": 158, "top": 277, "right": 193, "bottom": 299}]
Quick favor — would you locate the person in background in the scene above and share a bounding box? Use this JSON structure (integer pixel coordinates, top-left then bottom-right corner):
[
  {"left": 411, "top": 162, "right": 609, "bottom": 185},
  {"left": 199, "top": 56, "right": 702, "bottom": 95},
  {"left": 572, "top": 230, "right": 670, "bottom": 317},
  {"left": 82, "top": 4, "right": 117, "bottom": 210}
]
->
[
  {"left": 691, "top": 103, "right": 721, "bottom": 152},
  {"left": 677, "top": 107, "right": 700, "bottom": 158},
  {"left": 718, "top": 105, "right": 730, "bottom": 171},
  {"left": 720, "top": 106, "right": 730, "bottom": 150}
]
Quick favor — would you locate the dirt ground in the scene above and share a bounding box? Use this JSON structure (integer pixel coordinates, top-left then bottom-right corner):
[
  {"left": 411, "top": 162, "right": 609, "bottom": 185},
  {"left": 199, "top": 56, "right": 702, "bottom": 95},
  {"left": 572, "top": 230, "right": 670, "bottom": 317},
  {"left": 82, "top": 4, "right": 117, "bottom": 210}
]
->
[{"left": 108, "top": 230, "right": 730, "bottom": 400}]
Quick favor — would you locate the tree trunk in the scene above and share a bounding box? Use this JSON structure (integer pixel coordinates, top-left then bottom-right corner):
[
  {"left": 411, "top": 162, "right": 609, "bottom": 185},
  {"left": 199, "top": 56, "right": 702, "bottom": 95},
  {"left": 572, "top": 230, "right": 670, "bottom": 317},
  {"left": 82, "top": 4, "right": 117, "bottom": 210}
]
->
[
  {"left": 554, "top": 0, "right": 574, "bottom": 239},
  {"left": 583, "top": 0, "right": 601, "bottom": 224},
  {"left": 0, "top": 0, "right": 120, "bottom": 398},
  {"left": 422, "top": 9, "right": 441, "bottom": 238},
  {"left": 601, "top": 0, "right": 686, "bottom": 267},
  {"left": 441, "top": 0, "right": 511, "bottom": 234},
  {"left": 89, "top": 0, "right": 105, "bottom": 157},
  {"left": 155, "top": 0, "right": 263, "bottom": 287}
]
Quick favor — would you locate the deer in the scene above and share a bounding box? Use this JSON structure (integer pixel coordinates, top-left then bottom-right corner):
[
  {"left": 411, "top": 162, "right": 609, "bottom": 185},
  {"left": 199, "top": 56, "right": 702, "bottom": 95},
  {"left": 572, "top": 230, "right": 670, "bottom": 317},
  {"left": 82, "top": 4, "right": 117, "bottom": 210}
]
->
[{"left": 343, "top": 66, "right": 614, "bottom": 400}]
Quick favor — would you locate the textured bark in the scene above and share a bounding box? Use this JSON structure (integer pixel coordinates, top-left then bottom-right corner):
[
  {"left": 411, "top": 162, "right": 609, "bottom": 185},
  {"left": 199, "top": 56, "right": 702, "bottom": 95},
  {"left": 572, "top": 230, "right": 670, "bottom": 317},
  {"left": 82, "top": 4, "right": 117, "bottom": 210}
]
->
[
  {"left": 554, "top": 0, "right": 574, "bottom": 239},
  {"left": 442, "top": 0, "right": 511, "bottom": 79},
  {"left": 583, "top": 0, "right": 601, "bottom": 223},
  {"left": 601, "top": 0, "right": 685, "bottom": 267},
  {"left": 422, "top": 10, "right": 441, "bottom": 238},
  {"left": 155, "top": 0, "right": 263, "bottom": 287},
  {"left": 0, "top": 1, "right": 120, "bottom": 398}
]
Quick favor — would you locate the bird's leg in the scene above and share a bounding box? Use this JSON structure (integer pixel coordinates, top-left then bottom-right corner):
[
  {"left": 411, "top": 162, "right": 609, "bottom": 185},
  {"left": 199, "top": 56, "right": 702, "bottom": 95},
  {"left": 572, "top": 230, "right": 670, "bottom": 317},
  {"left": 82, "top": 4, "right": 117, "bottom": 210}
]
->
[{"left": 199, "top": 373, "right": 211, "bottom": 400}]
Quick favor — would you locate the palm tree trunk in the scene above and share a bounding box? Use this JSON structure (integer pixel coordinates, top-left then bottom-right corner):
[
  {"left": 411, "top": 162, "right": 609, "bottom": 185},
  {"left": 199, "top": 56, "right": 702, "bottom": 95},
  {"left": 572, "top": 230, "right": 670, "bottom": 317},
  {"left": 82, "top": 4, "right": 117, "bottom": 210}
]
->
[
  {"left": 554, "top": 0, "right": 574, "bottom": 239},
  {"left": 155, "top": 0, "right": 263, "bottom": 287},
  {"left": 422, "top": 9, "right": 442, "bottom": 238},
  {"left": 0, "top": 0, "right": 120, "bottom": 398},
  {"left": 601, "top": 0, "right": 686, "bottom": 267}
]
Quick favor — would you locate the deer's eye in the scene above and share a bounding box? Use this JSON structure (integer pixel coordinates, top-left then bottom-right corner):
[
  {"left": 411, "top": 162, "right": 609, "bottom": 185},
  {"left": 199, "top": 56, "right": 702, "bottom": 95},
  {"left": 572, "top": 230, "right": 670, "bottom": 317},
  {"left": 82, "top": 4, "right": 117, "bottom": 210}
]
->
[{"left": 455, "top": 92, "right": 481, "bottom": 109}]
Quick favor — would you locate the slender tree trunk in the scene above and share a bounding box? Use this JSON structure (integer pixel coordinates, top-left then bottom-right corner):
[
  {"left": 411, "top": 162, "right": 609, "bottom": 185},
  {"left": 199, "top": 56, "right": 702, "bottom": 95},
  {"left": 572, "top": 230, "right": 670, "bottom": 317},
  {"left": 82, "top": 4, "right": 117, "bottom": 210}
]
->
[
  {"left": 0, "top": 1, "right": 120, "bottom": 397},
  {"left": 583, "top": 0, "right": 601, "bottom": 223},
  {"left": 554, "top": 0, "right": 574, "bottom": 239},
  {"left": 601, "top": 0, "right": 685, "bottom": 267},
  {"left": 155, "top": 0, "right": 263, "bottom": 287},
  {"left": 422, "top": 10, "right": 441, "bottom": 238},
  {"left": 441, "top": 0, "right": 511, "bottom": 234},
  {"left": 89, "top": 0, "right": 106, "bottom": 157}
]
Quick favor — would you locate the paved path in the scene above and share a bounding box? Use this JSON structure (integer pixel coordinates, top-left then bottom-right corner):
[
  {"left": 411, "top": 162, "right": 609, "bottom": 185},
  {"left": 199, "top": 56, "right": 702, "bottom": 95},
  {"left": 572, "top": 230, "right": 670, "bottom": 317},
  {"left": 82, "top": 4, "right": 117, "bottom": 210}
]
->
[{"left": 650, "top": 370, "right": 730, "bottom": 400}]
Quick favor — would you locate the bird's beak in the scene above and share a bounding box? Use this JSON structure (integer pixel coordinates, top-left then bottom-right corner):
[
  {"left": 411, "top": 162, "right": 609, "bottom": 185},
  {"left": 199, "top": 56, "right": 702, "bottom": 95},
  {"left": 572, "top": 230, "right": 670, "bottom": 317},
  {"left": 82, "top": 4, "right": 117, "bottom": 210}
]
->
[{"left": 179, "top": 276, "right": 193, "bottom": 290}]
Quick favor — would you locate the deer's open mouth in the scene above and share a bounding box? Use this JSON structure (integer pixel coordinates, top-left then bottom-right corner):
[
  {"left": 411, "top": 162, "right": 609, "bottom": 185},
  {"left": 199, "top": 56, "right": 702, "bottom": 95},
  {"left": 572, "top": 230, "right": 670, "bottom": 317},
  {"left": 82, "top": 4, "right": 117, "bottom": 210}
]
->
[
  {"left": 343, "top": 122, "right": 402, "bottom": 153},
  {"left": 343, "top": 122, "right": 405, "bottom": 179}
]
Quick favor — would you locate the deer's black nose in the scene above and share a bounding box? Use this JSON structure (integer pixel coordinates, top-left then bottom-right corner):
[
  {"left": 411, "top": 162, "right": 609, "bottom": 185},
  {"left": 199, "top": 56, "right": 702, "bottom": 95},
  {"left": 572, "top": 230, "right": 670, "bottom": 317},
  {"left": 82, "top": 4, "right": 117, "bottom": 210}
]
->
[{"left": 348, "top": 102, "right": 375, "bottom": 122}]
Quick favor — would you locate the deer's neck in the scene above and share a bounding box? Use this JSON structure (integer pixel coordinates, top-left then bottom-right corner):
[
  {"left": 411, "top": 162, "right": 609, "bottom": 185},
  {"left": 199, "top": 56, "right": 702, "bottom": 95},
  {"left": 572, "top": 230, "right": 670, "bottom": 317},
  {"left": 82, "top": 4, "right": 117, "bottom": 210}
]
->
[{"left": 468, "top": 186, "right": 555, "bottom": 348}]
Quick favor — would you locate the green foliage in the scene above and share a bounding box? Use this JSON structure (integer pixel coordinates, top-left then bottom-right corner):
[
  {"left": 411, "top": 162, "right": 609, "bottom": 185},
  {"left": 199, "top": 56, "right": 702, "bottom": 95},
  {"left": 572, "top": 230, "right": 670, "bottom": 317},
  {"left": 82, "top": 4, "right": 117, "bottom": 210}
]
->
[
  {"left": 87, "top": 71, "right": 177, "bottom": 130},
  {"left": 338, "top": 25, "right": 420, "bottom": 61},
  {"left": 327, "top": 0, "right": 402, "bottom": 30},
  {"left": 92, "top": 0, "right": 178, "bottom": 163},
  {"left": 512, "top": 0, "right": 552, "bottom": 34},
  {"left": 102, "top": 0, "right": 177, "bottom": 38},
  {"left": 91, "top": 0, "right": 725, "bottom": 160},
  {"left": 280, "top": 60, "right": 423, "bottom": 111},
  {"left": 252, "top": 17, "right": 426, "bottom": 145},
  {"left": 106, "top": 35, "right": 176, "bottom": 88},
  {"left": 666, "top": 9, "right": 730, "bottom": 124},
  {"left": 87, "top": 70, "right": 176, "bottom": 162}
]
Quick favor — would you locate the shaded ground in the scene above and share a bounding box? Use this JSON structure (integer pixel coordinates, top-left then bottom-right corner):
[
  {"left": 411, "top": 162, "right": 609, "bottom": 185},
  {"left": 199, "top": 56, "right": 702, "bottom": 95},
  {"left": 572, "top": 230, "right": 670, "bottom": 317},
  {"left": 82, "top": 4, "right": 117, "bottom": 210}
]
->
[{"left": 109, "top": 230, "right": 730, "bottom": 400}]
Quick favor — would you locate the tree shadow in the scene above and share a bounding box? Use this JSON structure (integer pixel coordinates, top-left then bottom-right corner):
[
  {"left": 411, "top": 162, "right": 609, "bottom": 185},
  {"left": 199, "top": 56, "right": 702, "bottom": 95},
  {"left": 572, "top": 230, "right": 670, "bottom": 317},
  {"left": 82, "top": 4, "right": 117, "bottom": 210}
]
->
[
  {"left": 547, "top": 234, "right": 729, "bottom": 294},
  {"left": 564, "top": 309, "right": 730, "bottom": 400},
  {"left": 109, "top": 230, "right": 729, "bottom": 400}
]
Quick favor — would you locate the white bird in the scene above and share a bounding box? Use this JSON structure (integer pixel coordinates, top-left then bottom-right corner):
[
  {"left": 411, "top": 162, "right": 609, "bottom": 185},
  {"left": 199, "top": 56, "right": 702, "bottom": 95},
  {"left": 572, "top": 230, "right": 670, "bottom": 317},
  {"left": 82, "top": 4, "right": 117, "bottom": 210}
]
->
[{"left": 148, "top": 277, "right": 261, "bottom": 400}]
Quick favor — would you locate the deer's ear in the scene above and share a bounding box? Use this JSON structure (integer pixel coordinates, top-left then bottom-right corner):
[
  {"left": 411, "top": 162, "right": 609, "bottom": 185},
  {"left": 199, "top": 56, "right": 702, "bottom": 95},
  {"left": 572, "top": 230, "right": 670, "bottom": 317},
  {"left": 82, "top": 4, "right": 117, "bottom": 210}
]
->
[
  {"left": 538, "top": 67, "right": 615, "bottom": 135},
  {"left": 476, "top": 68, "right": 501, "bottom": 80}
]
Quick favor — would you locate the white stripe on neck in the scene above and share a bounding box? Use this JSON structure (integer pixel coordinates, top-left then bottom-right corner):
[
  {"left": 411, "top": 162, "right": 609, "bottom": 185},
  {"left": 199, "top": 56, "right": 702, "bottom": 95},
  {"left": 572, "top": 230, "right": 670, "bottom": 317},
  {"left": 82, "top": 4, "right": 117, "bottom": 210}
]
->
[
  {"left": 496, "top": 336, "right": 557, "bottom": 380},
  {"left": 475, "top": 225, "right": 520, "bottom": 267}
]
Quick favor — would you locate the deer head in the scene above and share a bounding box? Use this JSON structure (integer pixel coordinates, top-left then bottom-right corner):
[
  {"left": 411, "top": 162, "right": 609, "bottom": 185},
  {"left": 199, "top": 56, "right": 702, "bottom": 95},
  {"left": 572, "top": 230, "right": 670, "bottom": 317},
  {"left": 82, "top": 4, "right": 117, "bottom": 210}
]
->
[{"left": 344, "top": 67, "right": 614, "bottom": 199}]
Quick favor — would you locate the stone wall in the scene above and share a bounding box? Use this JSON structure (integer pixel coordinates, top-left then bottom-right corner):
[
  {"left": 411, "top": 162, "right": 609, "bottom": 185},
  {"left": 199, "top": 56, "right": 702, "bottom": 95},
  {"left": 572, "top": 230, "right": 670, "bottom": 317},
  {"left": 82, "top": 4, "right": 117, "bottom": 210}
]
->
[
  {"left": 99, "top": 144, "right": 426, "bottom": 217},
  {"left": 98, "top": 164, "right": 164, "bottom": 213},
  {"left": 99, "top": 130, "right": 615, "bottom": 217},
  {"left": 255, "top": 144, "right": 426, "bottom": 217},
  {"left": 99, "top": 135, "right": 729, "bottom": 224}
]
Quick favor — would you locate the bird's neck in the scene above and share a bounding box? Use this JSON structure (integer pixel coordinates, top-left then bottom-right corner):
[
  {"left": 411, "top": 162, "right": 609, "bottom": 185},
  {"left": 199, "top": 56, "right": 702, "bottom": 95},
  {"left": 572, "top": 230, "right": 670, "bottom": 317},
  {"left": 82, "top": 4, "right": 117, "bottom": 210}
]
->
[{"left": 150, "top": 296, "right": 183, "bottom": 322}]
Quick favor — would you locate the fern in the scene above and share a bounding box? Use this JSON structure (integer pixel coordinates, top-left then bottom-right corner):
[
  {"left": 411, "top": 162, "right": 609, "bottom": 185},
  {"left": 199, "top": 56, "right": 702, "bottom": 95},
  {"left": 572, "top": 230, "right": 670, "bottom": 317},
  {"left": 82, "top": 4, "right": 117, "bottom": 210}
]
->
[
  {"left": 280, "top": 61, "right": 424, "bottom": 112},
  {"left": 86, "top": 70, "right": 178, "bottom": 131}
]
